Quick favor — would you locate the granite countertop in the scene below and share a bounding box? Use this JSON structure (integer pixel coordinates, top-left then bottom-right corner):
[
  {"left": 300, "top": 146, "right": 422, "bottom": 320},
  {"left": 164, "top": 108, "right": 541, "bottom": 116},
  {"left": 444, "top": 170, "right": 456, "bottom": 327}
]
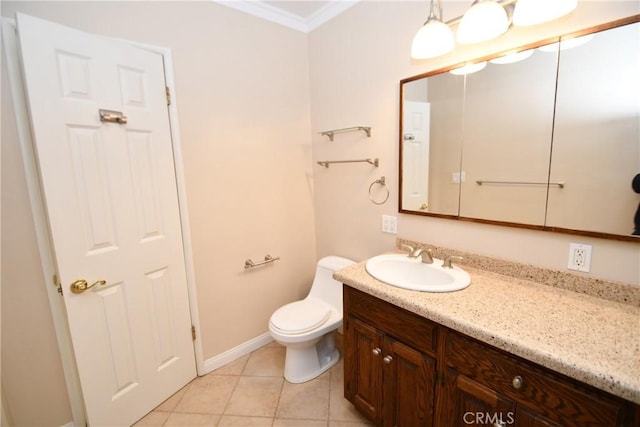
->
[{"left": 334, "top": 259, "right": 640, "bottom": 405}]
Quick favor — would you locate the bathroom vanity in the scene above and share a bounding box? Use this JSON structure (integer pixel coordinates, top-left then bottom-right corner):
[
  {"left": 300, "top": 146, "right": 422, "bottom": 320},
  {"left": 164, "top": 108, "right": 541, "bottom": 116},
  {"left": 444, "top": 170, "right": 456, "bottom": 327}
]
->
[{"left": 336, "top": 253, "right": 640, "bottom": 426}]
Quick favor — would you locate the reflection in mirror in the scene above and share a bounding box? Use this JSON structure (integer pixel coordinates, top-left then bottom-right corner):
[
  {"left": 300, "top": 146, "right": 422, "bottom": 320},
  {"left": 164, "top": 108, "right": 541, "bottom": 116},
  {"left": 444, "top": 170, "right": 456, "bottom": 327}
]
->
[
  {"left": 458, "top": 44, "right": 559, "bottom": 225},
  {"left": 401, "top": 72, "right": 464, "bottom": 216},
  {"left": 399, "top": 16, "right": 640, "bottom": 241},
  {"left": 547, "top": 22, "right": 640, "bottom": 237}
]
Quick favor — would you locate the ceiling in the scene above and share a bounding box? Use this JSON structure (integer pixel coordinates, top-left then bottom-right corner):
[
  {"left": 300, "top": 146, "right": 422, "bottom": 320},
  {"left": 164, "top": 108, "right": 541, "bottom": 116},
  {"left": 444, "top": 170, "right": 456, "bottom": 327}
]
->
[
  {"left": 265, "top": 1, "right": 332, "bottom": 17},
  {"left": 213, "top": 0, "right": 360, "bottom": 33}
]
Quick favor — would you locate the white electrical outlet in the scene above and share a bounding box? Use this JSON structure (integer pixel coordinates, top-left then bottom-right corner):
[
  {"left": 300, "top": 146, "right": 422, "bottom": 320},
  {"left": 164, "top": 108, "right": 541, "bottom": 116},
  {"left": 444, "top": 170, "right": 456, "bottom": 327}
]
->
[
  {"left": 381, "top": 215, "right": 398, "bottom": 234},
  {"left": 568, "top": 243, "right": 592, "bottom": 272}
]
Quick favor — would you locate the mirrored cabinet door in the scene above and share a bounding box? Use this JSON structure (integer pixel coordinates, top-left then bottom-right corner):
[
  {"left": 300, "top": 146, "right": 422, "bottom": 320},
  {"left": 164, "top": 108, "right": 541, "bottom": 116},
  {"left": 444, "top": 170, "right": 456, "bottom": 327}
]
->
[
  {"left": 402, "top": 72, "right": 464, "bottom": 216},
  {"left": 546, "top": 22, "right": 640, "bottom": 237},
  {"left": 458, "top": 47, "right": 559, "bottom": 225}
]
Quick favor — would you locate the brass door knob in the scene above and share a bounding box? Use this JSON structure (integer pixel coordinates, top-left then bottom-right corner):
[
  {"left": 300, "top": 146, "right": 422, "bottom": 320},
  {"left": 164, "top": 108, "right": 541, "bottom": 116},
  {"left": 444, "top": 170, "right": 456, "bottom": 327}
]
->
[{"left": 70, "top": 279, "right": 107, "bottom": 294}]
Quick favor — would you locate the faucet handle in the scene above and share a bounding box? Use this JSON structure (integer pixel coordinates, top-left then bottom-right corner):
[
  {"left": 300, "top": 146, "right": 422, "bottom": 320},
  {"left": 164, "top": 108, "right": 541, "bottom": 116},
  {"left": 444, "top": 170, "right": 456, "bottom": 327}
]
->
[
  {"left": 442, "top": 255, "right": 464, "bottom": 269},
  {"left": 400, "top": 244, "right": 414, "bottom": 254}
]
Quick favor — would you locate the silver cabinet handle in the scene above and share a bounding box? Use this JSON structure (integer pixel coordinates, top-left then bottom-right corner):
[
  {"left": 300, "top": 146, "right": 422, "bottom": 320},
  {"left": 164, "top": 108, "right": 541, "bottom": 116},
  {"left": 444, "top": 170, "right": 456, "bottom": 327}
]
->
[
  {"left": 383, "top": 355, "right": 393, "bottom": 364},
  {"left": 512, "top": 375, "right": 523, "bottom": 389},
  {"left": 372, "top": 348, "right": 381, "bottom": 356},
  {"left": 493, "top": 422, "right": 507, "bottom": 427}
]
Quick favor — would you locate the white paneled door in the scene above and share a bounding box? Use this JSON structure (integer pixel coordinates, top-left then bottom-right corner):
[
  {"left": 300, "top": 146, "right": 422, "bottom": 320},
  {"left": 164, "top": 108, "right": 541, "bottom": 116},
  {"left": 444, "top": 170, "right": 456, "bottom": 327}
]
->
[
  {"left": 402, "top": 101, "right": 431, "bottom": 212},
  {"left": 16, "top": 13, "right": 196, "bottom": 426}
]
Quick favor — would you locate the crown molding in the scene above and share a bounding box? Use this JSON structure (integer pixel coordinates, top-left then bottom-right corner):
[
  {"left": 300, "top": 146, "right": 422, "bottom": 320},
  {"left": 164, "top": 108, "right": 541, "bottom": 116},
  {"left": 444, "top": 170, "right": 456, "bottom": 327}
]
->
[{"left": 213, "top": 0, "right": 359, "bottom": 33}]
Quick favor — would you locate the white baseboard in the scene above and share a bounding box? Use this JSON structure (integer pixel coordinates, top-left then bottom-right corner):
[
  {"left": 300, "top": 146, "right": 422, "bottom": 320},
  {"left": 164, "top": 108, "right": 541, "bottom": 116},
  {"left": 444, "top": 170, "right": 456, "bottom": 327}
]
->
[
  {"left": 202, "top": 332, "right": 274, "bottom": 375},
  {"left": 60, "top": 422, "right": 75, "bottom": 427}
]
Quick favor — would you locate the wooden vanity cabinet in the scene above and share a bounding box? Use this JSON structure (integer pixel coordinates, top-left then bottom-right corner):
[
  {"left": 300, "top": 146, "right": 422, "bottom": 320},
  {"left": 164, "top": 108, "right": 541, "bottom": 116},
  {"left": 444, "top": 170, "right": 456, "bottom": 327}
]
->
[
  {"left": 436, "top": 368, "right": 517, "bottom": 426},
  {"left": 343, "top": 286, "right": 639, "bottom": 427},
  {"left": 439, "top": 331, "right": 636, "bottom": 427},
  {"left": 344, "top": 286, "right": 438, "bottom": 426}
]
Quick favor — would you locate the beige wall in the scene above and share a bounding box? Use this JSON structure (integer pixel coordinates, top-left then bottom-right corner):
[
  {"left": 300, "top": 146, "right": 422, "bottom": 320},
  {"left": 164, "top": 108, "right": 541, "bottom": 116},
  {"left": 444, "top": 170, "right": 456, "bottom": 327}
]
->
[
  {"left": 1, "top": 2, "right": 316, "bottom": 425},
  {"left": 309, "top": 1, "right": 640, "bottom": 284}
]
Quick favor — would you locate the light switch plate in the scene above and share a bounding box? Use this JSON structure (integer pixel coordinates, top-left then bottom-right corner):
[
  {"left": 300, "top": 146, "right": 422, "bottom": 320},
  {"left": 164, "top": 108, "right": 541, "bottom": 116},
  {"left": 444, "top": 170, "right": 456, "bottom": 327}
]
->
[{"left": 381, "top": 215, "right": 397, "bottom": 234}]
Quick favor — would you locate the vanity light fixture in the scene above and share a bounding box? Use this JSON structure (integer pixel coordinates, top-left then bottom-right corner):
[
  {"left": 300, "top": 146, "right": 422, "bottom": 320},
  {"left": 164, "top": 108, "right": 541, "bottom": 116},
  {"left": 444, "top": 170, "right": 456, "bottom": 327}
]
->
[
  {"left": 411, "top": 0, "right": 578, "bottom": 59},
  {"left": 457, "top": 0, "right": 510, "bottom": 44},
  {"left": 411, "top": 0, "right": 455, "bottom": 59},
  {"left": 449, "top": 61, "right": 487, "bottom": 75},
  {"left": 512, "top": 0, "right": 578, "bottom": 27}
]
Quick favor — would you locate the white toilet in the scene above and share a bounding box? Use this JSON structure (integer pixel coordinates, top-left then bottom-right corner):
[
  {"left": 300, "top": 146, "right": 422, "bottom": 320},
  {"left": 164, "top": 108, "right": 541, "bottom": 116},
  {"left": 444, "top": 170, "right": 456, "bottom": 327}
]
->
[{"left": 269, "top": 255, "right": 355, "bottom": 383}]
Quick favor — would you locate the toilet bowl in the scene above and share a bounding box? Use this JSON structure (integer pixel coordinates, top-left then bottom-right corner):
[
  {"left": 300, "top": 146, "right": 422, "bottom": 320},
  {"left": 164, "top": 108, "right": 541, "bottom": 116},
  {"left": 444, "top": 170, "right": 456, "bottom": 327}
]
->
[{"left": 268, "top": 256, "right": 355, "bottom": 383}]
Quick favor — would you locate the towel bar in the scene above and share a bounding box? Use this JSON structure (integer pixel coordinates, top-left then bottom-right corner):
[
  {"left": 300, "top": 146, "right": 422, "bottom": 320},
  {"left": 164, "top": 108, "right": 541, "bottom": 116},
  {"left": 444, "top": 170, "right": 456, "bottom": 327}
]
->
[
  {"left": 317, "top": 158, "right": 379, "bottom": 168},
  {"left": 244, "top": 254, "right": 280, "bottom": 269}
]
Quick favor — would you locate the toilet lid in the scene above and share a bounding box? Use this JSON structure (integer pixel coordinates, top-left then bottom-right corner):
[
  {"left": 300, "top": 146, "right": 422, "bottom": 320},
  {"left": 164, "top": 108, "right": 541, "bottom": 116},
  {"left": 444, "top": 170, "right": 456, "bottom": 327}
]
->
[{"left": 270, "top": 300, "right": 332, "bottom": 334}]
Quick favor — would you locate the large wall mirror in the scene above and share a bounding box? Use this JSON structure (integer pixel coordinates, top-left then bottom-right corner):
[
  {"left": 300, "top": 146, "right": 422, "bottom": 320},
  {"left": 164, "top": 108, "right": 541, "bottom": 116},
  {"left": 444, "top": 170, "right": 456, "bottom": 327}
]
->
[{"left": 399, "top": 16, "right": 640, "bottom": 242}]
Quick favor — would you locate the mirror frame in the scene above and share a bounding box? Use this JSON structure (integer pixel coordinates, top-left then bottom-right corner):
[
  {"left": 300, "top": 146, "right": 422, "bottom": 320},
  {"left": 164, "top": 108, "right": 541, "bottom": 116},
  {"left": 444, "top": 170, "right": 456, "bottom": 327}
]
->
[{"left": 398, "top": 14, "right": 640, "bottom": 243}]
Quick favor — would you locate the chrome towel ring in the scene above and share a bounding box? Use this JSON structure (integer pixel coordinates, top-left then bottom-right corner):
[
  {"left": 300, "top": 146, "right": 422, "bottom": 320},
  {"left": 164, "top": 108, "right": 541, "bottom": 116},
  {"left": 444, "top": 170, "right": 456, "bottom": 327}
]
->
[{"left": 369, "top": 176, "right": 389, "bottom": 205}]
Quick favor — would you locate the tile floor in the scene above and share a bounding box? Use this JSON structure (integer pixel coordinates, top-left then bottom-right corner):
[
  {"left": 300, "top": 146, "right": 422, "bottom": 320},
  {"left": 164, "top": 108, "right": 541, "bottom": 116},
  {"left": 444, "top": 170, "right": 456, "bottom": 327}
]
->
[{"left": 134, "top": 339, "right": 374, "bottom": 427}]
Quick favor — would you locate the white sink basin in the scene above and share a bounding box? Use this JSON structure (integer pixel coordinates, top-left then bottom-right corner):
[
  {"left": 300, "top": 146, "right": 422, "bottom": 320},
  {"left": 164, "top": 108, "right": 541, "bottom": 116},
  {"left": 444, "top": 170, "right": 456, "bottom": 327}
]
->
[{"left": 365, "top": 253, "right": 471, "bottom": 292}]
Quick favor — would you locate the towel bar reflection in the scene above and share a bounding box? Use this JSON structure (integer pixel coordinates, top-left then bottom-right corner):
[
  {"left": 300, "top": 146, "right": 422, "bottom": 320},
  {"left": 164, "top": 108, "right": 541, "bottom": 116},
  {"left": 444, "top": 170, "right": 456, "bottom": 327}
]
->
[
  {"left": 320, "top": 126, "right": 371, "bottom": 141},
  {"left": 476, "top": 180, "right": 565, "bottom": 189},
  {"left": 317, "top": 158, "right": 379, "bottom": 168},
  {"left": 244, "top": 254, "right": 280, "bottom": 269}
]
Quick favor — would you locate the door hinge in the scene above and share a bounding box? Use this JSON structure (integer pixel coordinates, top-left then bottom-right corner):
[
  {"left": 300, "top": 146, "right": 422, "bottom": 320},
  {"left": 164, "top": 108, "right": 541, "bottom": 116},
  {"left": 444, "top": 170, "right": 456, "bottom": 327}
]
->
[
  {"left": 165, "top": 86, "right": 171, "bottom": 106},
  {"left": 53, "top": 273, "right": 63, "bottom": 295},
  {"left": 191, "top": 325, "right": 196, "bottom": 341}
]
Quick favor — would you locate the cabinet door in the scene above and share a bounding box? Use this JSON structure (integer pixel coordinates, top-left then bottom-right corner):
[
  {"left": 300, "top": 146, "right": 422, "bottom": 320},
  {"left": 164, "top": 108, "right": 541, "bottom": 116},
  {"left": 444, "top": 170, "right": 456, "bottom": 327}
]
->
[
  {"left": 382, "top": 337, "right": 436, "bottom": 427},
  {"left": 344, "top": 316, "right": 382, "bottom": 422},
  {"left": 516, "top": 406, "right": 562, "bottom": 427},
  {"left": 436, "top": 369, "right": 516, "bottom": 426}
]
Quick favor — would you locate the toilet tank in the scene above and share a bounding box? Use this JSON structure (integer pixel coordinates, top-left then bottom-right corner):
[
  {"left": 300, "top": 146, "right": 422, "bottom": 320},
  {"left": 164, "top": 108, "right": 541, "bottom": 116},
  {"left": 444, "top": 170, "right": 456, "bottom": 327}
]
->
[{"left": 308, "top": 256, "right": 356, "bottom": 312}]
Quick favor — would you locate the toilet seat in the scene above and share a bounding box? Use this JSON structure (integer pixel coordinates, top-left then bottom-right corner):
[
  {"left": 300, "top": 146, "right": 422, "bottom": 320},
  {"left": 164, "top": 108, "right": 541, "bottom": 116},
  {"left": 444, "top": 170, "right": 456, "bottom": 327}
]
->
[{"left": 270, "top": 299, "right": 332, "bottom": 334}]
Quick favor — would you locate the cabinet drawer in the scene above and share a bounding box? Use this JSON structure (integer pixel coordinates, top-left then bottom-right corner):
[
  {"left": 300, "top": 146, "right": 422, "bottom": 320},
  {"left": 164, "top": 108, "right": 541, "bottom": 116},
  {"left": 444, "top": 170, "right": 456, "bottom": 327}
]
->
[
  {"left": 344, "top": 286, "right": 437, "bottom": 356},
  {"left": 445, "top": 331, "right": 629, "bottom": 426}
]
